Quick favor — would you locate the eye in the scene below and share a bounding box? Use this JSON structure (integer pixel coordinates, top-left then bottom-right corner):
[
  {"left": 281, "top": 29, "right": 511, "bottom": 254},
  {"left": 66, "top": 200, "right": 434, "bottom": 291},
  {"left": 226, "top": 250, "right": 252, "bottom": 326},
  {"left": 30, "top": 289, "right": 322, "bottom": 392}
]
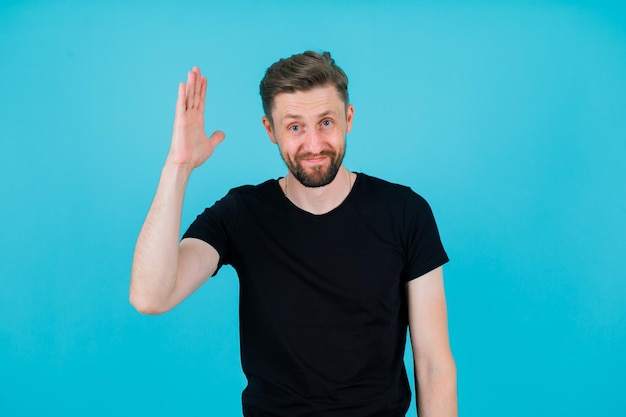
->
[
  {"left": 288, "top": 124, "right": 301, "bottom": 132},
  {"left": 321, "top": 119, "right": 332, "bottom": 127}
]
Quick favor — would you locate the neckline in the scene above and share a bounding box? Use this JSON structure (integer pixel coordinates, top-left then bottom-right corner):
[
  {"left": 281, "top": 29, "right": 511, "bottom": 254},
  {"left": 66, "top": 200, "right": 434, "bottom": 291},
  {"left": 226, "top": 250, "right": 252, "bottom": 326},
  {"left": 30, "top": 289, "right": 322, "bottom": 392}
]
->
[{"left": 275, "top": 172, "right": 362, "bottom": 217}]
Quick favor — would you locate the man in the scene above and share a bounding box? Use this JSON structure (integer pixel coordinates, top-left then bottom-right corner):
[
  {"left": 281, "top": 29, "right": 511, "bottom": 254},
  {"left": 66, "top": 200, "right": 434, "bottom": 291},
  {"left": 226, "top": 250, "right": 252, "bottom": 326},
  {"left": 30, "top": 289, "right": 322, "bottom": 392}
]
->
[{"left": 130, "top": 51, "right": 457, "bottom": 417}]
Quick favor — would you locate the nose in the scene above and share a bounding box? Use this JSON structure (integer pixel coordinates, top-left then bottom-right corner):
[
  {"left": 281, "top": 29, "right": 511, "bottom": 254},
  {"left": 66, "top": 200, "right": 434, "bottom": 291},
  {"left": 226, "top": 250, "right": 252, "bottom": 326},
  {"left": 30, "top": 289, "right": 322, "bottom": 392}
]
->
[{"left": 301, "top": 128, "right": 325, "bottom": 154}]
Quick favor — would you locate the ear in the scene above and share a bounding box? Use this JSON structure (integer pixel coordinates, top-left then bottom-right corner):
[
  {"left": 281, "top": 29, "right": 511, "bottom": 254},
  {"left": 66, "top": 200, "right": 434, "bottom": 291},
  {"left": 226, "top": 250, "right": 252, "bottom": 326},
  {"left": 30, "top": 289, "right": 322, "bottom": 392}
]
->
[
  {"left": 345, "top": 104, "right": 354, "bottom": 134},
  {"left": 262, "top": 116, "right": 277, "bottom": 144}
]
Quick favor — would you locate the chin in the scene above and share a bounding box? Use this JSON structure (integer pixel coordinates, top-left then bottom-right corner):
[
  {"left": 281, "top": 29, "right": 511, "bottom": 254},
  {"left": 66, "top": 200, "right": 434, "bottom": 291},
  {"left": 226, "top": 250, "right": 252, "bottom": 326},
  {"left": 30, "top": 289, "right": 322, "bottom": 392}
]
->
[{"left": 296, "top": 167, "right": 340, "bottom": 188}]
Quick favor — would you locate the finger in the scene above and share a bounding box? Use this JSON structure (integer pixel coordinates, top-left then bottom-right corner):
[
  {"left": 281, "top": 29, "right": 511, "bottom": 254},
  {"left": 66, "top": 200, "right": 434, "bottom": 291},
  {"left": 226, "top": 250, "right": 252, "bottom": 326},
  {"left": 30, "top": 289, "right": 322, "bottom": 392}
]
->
[
  {"left": 192, "top": 67, "right": 202, "bottom": 109},
  {"left": 176, "top": 82, "right": 186, "bottom": 117},
  {"left": 186, "top": 70, "right": 196, "bottom": 110},
  {"left": 208, "top": 130, "right": 226, "bottom": 149},
  {"left": 198, "top": 75, "right": 207, "bottom": 113}
]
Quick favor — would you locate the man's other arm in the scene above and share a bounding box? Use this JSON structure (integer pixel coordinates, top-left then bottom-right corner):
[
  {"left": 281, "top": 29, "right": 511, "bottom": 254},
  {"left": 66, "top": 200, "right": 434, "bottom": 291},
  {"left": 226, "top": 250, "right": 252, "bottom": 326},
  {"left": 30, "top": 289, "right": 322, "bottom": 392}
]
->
[
  {"left": 129, "top": 67, "right": 225, "bottom": 315},
  {"left": 407, "top": 266, "right": 458, "bottom": 417}
]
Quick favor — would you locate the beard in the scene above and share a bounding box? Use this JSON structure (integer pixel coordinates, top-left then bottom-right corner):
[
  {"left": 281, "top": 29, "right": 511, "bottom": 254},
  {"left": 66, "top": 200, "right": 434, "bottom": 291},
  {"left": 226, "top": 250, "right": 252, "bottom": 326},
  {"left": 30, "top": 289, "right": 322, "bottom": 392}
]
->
[{"left": 282, "top": 148, "right": 345, "bottom": 188}]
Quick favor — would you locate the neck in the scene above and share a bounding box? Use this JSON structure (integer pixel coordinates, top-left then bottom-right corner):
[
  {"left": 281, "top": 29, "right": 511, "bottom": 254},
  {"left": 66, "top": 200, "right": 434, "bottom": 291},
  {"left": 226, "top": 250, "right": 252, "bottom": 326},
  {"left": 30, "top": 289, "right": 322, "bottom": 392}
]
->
[{"left": 282, "top": 166, "right": 354, "bottom": 215}]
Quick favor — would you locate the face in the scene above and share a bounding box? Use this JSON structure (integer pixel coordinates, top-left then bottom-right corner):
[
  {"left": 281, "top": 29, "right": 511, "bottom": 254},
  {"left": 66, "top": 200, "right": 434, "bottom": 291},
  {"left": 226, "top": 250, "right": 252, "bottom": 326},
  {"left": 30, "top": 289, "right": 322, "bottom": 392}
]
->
[{"left": 262, "top": 84, "right": 354, "bottom": 187}]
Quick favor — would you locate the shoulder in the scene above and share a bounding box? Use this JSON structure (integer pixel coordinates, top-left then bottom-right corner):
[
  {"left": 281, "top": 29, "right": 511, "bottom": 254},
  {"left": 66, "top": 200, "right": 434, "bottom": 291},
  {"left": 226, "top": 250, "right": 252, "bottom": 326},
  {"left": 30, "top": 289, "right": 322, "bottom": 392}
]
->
[
  {"left": 356, "top": 173, "right": 430, "bottom": 209},
  {"left": 215, "top": 178, "right": 277, "bottom": 201},
  {"left": 187, "top": 179, "right": 280, "bottom": 232},
  {"left": 211, "top": 179, "right": 284, "bottom": 220},
  {"left": 358, "top": 173, "right": 413, "bottom": 195}
]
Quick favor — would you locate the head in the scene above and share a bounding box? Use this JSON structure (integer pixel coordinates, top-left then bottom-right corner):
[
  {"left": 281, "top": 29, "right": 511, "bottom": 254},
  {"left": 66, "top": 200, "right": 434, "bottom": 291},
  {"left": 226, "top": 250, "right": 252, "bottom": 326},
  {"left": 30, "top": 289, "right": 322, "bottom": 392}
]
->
[
  {"left": 260, "top": 51, "right": 353, "bottom": 187},
  {"left": 260, "top": 51, "right": 349, "bottom": 126}
]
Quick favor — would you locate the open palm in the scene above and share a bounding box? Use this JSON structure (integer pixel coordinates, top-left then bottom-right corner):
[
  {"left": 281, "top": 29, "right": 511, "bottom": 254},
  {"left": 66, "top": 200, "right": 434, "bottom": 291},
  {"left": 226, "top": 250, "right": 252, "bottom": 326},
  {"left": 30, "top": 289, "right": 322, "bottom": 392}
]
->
[{"left": 168, "top": 67, "right": 225, "bottom": 169}]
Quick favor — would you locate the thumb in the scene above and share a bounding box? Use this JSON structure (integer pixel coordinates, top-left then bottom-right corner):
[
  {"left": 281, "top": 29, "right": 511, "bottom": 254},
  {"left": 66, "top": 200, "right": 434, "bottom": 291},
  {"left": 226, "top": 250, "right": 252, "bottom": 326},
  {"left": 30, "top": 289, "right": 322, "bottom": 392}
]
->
[{"left": 208, "top": 130, "right": 226, "bottom": 148}]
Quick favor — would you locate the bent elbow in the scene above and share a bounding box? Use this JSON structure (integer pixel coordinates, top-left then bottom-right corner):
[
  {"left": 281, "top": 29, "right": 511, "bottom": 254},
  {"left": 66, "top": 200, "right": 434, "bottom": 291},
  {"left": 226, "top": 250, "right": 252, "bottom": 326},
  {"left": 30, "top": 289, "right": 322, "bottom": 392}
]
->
[
  {"left": 133, "top": 302, "right": 168, "bottom": 316},
  {"left": 129, "top": 291, "right": 169, "bottom": 316}
]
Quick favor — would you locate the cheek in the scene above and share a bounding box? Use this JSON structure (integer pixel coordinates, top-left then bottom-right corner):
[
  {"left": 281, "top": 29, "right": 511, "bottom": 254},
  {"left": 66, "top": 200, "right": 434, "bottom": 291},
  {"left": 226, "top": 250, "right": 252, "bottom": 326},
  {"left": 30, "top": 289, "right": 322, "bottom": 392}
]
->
[
  {"left": 276, "top": 142, "right": 296, "bottom": 161},
  {"left": 325, "top": 128, "right": 346, "bottom": 145}
]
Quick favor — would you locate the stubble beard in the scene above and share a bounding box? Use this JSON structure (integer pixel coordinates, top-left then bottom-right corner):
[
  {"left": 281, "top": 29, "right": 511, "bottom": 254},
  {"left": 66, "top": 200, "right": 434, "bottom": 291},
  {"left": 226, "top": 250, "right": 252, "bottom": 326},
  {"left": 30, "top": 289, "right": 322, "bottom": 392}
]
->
[{"left": 283, "top": 148, "right": 345, "bottom": 188}]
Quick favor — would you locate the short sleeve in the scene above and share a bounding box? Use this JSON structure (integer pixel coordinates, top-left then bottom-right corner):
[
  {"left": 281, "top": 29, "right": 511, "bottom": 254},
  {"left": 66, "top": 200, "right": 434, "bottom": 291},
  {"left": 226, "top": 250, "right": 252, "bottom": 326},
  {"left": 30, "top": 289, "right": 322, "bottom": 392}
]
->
[
  {"left": 402, "top": 191, "right": 449, "bottom": 282},
  {"left": 182, "top": 189, "right": 239, "bottom": 273}
]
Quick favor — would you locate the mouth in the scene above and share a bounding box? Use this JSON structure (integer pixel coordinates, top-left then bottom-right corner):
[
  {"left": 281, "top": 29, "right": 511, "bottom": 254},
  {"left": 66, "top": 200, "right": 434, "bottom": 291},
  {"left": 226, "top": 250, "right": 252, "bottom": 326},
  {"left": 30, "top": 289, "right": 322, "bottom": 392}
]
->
[
  {"left": 301, "top": 156, "right": 328, "bottom": 165},
  {"left": 296, "top": 151, "right": 335, "bottom": 165}
]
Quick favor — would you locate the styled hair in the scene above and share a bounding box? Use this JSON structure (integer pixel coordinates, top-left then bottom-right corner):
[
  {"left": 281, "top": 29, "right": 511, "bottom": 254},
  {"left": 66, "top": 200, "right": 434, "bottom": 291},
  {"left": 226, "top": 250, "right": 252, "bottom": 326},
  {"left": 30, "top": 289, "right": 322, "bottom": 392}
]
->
[{"left": 259, "top": 51, "right": 349, "bottom": 123}]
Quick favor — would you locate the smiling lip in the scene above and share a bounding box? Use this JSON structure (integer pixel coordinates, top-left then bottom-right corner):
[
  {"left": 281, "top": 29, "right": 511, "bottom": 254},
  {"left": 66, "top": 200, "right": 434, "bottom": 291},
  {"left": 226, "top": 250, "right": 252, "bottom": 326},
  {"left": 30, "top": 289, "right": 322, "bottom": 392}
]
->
[
  {"left": 297, "top": 151, "right": 334, "bottom": 164},
  {"left": 301, "top": 156, "right": 327, "bottom": 164}
]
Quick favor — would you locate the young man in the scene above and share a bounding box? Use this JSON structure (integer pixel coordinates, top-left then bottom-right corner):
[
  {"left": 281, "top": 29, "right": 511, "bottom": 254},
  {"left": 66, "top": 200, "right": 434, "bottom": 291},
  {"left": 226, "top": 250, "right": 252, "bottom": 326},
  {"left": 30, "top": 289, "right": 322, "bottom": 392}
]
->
[{"left": 130, "top": 51, "right": 457, "bottom": 417}]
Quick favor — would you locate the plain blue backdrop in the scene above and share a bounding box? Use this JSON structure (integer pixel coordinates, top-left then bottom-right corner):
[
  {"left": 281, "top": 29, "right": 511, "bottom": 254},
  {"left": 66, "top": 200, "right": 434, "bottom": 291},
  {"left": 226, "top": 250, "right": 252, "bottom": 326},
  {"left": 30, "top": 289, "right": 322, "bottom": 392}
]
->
[{"left": 1, "top": 1, "right": 625, "bottom": 416}]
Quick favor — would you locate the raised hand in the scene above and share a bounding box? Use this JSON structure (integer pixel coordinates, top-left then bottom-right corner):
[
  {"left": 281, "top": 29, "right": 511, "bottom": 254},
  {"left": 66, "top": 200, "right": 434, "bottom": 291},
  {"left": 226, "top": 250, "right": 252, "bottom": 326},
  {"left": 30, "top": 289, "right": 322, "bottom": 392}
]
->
[{"left": 167, "top": 67, "right": 225, "bottom": 169}]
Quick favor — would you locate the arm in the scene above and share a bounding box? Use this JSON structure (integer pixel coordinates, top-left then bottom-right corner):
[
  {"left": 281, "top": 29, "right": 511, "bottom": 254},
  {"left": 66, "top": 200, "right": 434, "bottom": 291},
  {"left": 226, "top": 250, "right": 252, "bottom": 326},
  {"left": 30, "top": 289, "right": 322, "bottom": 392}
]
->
[
  {"left": 407, "top": 266, "right": 458, "bottom": 417},
  {"left": 129, "top": 67, "right": 226, "bottom": 315}
]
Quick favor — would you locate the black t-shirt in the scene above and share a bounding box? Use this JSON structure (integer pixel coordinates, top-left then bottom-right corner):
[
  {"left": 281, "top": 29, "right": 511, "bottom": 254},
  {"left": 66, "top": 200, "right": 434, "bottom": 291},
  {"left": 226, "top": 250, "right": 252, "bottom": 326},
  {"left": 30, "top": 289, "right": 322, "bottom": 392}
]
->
[{"left": 183, "top": 173, "right": 448, "bottom": 417}]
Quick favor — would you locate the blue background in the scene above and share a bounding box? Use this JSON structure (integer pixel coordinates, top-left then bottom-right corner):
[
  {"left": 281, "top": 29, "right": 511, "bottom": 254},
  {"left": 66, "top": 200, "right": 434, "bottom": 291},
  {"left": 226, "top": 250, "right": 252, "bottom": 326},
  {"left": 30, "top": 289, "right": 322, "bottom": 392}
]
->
[{"left": 1, "top": 1, "right": 625, "bottom": 415}]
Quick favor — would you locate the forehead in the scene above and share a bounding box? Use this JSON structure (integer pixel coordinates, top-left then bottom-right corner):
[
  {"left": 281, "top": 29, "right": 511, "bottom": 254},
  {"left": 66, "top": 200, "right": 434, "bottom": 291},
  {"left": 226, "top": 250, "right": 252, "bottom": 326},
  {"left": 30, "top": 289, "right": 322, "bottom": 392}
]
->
[{"left": 272, "top": 84, "right": 345, "bottom": 121}]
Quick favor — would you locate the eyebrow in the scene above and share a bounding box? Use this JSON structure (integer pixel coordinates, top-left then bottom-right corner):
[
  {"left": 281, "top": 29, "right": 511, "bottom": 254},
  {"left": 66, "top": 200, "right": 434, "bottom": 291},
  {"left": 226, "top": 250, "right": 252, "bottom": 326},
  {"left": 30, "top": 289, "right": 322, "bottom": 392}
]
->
[{"left": 282, "top": 110, "right": 338, "bottom": 121}]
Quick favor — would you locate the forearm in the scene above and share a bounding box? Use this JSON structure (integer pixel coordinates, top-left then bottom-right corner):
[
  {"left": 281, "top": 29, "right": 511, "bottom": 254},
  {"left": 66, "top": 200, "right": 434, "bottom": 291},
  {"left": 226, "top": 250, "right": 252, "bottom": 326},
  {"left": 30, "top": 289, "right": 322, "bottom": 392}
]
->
[
  {"left": 129, "top": 161, "right": 192, "bottom": 314},
  {"left": 415, "top": 358, "right": 458, "bottom": 417}
]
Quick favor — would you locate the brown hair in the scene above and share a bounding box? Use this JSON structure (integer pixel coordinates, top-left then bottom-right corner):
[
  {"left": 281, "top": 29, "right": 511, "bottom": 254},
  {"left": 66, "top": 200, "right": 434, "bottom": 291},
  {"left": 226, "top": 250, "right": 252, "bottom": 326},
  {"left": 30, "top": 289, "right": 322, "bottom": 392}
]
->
[{"left": 259, "top": 51, "right": 349, "bottom": 123}]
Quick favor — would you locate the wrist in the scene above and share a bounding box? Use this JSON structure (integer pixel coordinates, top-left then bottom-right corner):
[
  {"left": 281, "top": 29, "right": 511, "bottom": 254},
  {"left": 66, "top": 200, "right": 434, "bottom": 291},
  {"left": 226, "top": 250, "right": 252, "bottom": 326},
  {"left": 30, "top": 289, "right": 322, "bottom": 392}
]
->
[
  {"left": 162, "top": 159, "right": 194, "bottom": 184},
  {"left": 163, "top": 157, "right": 194, "bottom": 174}
]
